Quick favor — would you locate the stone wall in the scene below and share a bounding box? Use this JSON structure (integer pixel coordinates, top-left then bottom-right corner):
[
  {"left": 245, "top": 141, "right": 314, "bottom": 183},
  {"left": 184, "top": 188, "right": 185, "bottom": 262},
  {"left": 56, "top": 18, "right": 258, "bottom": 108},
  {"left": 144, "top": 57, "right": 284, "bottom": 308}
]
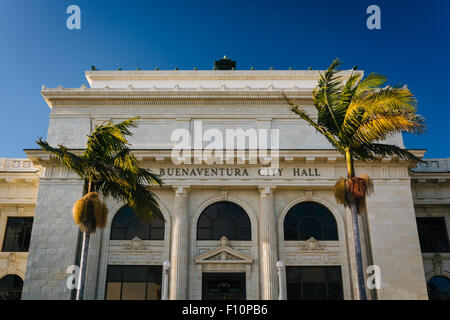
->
[{"left": 21, "top": 175, "right": 83, "bottom": 300}]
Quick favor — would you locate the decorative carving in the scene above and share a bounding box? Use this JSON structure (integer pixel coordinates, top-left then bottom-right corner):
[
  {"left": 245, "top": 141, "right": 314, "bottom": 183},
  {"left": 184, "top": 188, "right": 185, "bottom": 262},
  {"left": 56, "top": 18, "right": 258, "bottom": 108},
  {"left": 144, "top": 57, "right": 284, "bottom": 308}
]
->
[
  {"left": 206, "top": 251, "right": 243, "bottom": 261},
  {"left": 7, "top": 253, "right": 17, "bottom": 273},
  {"left": 194, "top": 239, "right": 253, "bottom": 264},
  {"left": 259, "top": 186, "right": 275, "bottom": 198},
  {"left": 218, "top": 236, "right": 230, "bottom": 248},
  {"left": 432, "top": 253, "right": 443, "bottom": 275},
  {"left": 220, "top": 189, "right": 228, "bottom": 199},
  {"left": 125, "top": 237, "right": 148, "bottom": 251},
  {"left": 3, "top": 159, "right": 36, "bottom": 172},
  {"left": 413, "top": 159, "right": 449, "bottom": 173},
  {"left": 300, "top": 237, "right": 325, "bottom": 251},
  {"left": 174, "top": 186, "right": 189, "bottom": 198}
]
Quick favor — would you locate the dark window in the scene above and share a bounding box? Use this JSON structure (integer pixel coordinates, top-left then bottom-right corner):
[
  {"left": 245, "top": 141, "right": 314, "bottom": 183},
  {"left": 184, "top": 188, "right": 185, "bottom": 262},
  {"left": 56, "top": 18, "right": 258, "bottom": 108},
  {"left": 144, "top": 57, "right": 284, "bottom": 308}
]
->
[
  {"left": 286, "top": 266, "right": 343, "bottom": 300},
  {"left": 416, "top": 217, "right": 450, "bottom": 253},
  {"left": 0, "top": 275, "right": 23, "bottom": 300},
  {"left": 427, "top": 276, "right": 450, "bottom": 300},
  {"left": 110, "top": 206, "right": 165, "bottom": 240},
  {"left": 197, "top": 201, "right": 251, "bottom": 241},
  {"left": 105, "top": 265, "right": 162, "bottom": 300},
  {"left": 284, "top": 202, "right": 338, "bottom": 241},
  {"left": 2, "top": 217, "right": 33, "bottom": 252},
  {"left": 202, "top": 273, "right": 246, "bottom": 300}
]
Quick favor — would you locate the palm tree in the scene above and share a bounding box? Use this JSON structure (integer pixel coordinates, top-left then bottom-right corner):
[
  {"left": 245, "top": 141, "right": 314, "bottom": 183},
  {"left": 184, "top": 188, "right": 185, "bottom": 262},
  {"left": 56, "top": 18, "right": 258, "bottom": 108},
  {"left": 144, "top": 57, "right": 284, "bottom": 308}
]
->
[
  {"left": 36, "top": 117, "right": 162, "bottom": 300},
  {"left": 285, "top": 59, "right": 425, "bottom": 299}
]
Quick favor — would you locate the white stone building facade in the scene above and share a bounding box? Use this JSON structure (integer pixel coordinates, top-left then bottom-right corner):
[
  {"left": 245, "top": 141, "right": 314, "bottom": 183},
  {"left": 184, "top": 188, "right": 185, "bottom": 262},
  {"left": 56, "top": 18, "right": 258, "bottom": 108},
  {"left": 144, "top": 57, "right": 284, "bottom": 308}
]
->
[
  {"left": 0, "top": 158, "right": 39, "bottom": 299},
  {"left": 411, "top": 159, "right": 450, "bottom": 299},
  {"left": 0, "top": 67, "right": 446, "bottom": 300}
]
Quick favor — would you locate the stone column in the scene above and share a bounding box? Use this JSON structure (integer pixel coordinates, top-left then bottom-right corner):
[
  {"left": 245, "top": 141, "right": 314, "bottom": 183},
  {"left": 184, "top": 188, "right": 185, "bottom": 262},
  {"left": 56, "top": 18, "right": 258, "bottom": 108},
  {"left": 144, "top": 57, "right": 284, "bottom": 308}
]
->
[
  {"left": 169, "top": 186, "right": 189, "bottom": 300},
  {"left": 258, "top": 186, "right": 279, "bottom": 300}
]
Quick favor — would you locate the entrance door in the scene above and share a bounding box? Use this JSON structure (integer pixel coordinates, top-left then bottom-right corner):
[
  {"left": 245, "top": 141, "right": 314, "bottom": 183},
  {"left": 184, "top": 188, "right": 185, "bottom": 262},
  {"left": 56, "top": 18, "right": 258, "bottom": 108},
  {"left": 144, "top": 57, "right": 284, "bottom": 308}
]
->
[{"left": 202, "top": 273, "right": 246, "bottom": 300}]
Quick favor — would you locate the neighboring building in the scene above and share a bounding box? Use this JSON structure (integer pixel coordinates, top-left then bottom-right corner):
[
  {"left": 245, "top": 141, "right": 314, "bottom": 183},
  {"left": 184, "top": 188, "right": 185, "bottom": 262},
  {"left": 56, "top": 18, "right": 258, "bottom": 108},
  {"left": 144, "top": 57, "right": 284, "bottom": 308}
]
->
[
  {"left": 411, "top": 158, "right": 450, "bottom": 300},
  {"left": 0, "top": 158, "right": 39, "bottom": 299},
  {"left": 1, "top": 60, "right": 448, "bottom": 300}
]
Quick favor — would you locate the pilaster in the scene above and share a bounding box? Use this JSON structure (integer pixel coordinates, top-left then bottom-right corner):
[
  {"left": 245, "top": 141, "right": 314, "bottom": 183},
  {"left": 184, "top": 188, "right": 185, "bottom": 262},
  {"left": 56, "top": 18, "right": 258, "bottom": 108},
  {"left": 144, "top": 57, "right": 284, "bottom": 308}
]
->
[
  {"left": 169, "top": 186, "right": 190, "bottom": 300},
  {"left": 258, "top": 186, "right": 279, "bottom": 300}
]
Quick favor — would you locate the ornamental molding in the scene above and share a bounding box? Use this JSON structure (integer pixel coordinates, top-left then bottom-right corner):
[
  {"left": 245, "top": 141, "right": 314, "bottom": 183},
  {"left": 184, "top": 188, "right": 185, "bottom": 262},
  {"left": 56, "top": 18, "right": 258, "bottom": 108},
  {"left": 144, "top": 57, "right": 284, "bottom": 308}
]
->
[
  {"left": 0, "top": 158, "right": 38, "bottom": 173},
  {"left": 194, "top": 236, "right": 253, "bottom": 264},
  {"left": 431, "top": 253, "right": 443, "bottom": 275},
  {"left": 49, "top": 105, "right": 300, "bottom": 117},
  {"left": 125, "top": 237, "right": 148, "bottom": 251},
  {"left": 259, "top": 186, "right": 276, "bottom": 198},
  {"left": 300, "top": 237, "right": 325, "bottom": 251},
  {"left": 49, "top": 103, "right": 300, "bottom": 116},
  {"left": 174, "top": 186, "right": 190, "bottom": 197},
  {"left": 7, "top": 253, "right": 17, "bottom": 274},
  {"left": 50, "top": 99, "right": 296, "bottom": 106},
  {"left": 412, "top": 158, "right": 450, "bottom": 173}
]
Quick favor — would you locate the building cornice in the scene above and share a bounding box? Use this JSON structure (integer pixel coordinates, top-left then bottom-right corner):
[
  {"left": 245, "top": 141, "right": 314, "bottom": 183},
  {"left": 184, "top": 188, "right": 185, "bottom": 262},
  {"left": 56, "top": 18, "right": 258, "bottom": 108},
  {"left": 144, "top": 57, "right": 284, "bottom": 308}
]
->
[
  {"left": 41, "top": 86, "right": 312, "bottom": 109},
  {"left": 24, "top": 148, "right": 426, "bottom": 167},
  {"left": 84, "top": 69, "right": 360, "bottom": 83}
]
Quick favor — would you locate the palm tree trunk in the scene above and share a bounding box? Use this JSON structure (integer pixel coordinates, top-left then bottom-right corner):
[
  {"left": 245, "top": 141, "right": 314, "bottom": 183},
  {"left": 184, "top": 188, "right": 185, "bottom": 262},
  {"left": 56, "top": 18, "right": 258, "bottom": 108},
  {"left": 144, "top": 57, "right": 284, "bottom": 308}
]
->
[
  {"left": 76, "top": 179, "right": 92, "bottom": 301},
  {"left": 76, "top": 231, "right": 90, "bottom": 300},
  {"left": 345, "top": 149, "right": 367, "bottom": 300},
  {"left": 348, "top": 193, "right": 367, "bottom": 300}
]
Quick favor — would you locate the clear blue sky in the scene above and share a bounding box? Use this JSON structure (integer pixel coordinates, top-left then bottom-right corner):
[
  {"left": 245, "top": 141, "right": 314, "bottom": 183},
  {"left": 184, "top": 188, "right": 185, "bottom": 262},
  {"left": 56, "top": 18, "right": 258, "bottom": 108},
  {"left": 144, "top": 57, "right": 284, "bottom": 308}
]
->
[{"left": 0, "top": 0, "right": 449, "bottom": 158}]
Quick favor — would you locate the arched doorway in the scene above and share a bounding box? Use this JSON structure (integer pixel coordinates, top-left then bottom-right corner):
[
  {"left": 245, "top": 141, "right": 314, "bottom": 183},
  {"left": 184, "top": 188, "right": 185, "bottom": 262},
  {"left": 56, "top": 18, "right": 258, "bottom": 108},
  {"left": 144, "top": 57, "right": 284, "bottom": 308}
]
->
[
  {"left": 0, "top": 275, "right": 23, "bottom": 300},
  {"left": 283, "top": 201, "right": 343, "bottom": 300},
  {"left": 196, "top": 201, "right": 252, "bottom": 300},
  {"left": 105, "top": 206, "right": 165, "bottom": 300}
]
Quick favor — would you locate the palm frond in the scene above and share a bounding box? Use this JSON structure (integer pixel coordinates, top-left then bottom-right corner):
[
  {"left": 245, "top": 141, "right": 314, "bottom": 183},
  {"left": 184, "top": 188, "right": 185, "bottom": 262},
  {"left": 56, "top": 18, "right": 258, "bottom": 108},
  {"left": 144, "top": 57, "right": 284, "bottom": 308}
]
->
[
  {"left": 135, "top": 167, "right": 163, "bottom": 187},
  {"left": 36, "top": 138, "right": 87, "bottom": 177},
  {"left": 313, "top": 59, "right": 344, "bottom": 133},
  {"left": 341, "top": 86, "right": 424, "bottom": 145},
  {"left": 112, "top": 116, "right": 139, "bottom": 136},
  {"left": 352, "top": 112, "right": 425, "bottom": 144},
  {"left": 338, "top": 72, "right": 361, "bottom": 109},
  {"left": 358, "top": 86, "right": 418, "bottom": 115},
  {"left": 356, "top": 143, "right": 421, "bottom": 161},
  {"left": 84, "top": 117, "right": 140, "bottom": 159},
  {"left": 37, "top": 116, "right": 162, "bottom": 226},
  {"left": 354, "top": 73, "right": 387, "bottom": 96},
  {"left": 291, "top": 106, "right": 344, "bottom": 152},
  {"left": 127, "top": 183, "right": 162, "bottom": 222}
]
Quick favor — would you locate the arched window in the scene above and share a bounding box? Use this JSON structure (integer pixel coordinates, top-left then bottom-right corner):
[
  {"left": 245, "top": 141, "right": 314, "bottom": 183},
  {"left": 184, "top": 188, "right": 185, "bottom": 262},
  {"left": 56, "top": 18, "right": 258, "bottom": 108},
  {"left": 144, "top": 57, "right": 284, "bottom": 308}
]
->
[
  {"left": 110, "top": 206, "right": 165, "bottom": 240},
  {"left": 284, "top": 202, "right": 338, "bottom": 241},
  {"left": 0, "top": 275, "right": 23, "bottom": 300},
  {"left": 197, "top": 201, "right": 251, "bottom": 241},
  {"left": 427, "top": 276, "right": 450, "bottom": 300}
]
